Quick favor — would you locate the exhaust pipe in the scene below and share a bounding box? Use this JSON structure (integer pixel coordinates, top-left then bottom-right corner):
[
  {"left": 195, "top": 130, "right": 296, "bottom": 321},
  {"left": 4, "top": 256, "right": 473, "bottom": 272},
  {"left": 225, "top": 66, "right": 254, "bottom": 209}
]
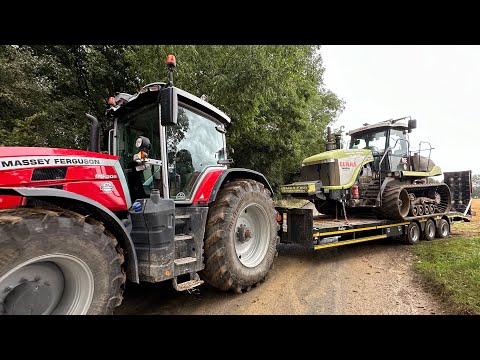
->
[
  {"left": 86, "top": 113, "right": 100, "bottom": 153},
  {"left": 326, "top": 126, "right": 336, "bottom": 151},
  {"left": 335, "top": 134, "right": 342, "bottom": 149}
]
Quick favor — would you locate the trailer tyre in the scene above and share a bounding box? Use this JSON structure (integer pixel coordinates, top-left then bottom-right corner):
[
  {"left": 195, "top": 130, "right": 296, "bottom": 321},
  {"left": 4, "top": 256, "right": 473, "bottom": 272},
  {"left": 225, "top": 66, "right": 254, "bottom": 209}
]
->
[
  {"left": 436, "top": 218, "right": 450, "bottom": 239},
  {"left": 405, "top": 222, "right": 420, "bottom": 245},
  {"left": 201, "top": 179, "right": 277, "bottom": 293},
  {"left": 424, "top": 219, "right": 436, "bottom": 241},
  {"left": 0, "top": 208, "right": 125, "bottom": 315}
]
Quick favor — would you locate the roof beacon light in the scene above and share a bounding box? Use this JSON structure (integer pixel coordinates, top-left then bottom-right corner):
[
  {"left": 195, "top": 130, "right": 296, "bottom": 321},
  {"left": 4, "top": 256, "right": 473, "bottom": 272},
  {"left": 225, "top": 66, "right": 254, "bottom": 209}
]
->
[
  {"left": 166, "top": 54, "right": 176, "bottom": 85},
  {"left": 166, "top": 54, "right": 176, "bottom": 69}
]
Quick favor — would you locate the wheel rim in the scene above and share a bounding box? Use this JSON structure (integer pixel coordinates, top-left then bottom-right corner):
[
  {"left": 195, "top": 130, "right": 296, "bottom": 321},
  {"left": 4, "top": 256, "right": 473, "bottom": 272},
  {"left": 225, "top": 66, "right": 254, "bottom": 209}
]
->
[
  {"left": 426, "top": 221, "right": 435, "bottom": 239},
  {"left": 0, "top": 254, "right": 94, "bottom": 315},
  {"left": 234, "top": 203, "right": 271, "bottom": 268},
  {"left": 410, "top": 225, "right": 420, "bottom": 242},
  {"left": 441, "top": 221, "right": 449, "bottom": 237}
]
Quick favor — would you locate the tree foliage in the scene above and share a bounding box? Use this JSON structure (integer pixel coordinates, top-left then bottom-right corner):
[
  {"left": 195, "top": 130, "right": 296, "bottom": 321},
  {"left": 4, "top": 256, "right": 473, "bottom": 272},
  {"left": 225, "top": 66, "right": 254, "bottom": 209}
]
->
[
  {"left": 0, "top": 45, "right": 344, "bottom": 193},
  {"left": 0, "top": 45, "right": 136, "bottom": 149},
  {"left": 473, "top": 174, "right": 480, "bottom": 198},
  {"left": 127, "top": 45, "right": 344, "bottom": 190}
]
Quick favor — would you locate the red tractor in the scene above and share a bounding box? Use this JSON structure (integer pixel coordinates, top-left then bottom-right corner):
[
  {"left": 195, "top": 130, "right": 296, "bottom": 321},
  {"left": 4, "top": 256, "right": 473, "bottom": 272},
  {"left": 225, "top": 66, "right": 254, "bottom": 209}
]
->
[{"left": 0, "top": 56, "right": 278, "bottom": 314}]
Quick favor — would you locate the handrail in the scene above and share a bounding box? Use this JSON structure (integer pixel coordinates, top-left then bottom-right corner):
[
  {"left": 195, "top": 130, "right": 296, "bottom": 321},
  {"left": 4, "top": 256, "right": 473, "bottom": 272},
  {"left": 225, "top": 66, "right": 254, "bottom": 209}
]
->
[
  {"left": 413, "top": 141, "right": 434, "bottom": 172},
  {"left": 377, "top": 147, "right": 391, "bottom": 206}
]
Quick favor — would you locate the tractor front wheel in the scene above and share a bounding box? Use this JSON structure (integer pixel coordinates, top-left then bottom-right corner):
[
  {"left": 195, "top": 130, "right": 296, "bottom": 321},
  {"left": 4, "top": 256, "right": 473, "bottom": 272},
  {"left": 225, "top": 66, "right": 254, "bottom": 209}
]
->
[
  {"left": 201, "top": 179, "right": 278, "bottom": 293},
  {"left": 0, "top": 208, "right": 125, "bottom": 315}
]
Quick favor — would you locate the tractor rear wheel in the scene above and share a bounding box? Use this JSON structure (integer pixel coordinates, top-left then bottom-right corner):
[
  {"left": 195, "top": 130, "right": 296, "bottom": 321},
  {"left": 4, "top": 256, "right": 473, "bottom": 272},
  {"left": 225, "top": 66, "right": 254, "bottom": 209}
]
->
[
  {"left": 0, "top": 208, "right": 125, "bottom": 315},
  {"left": 201, "top": 179, "right": 277, "bottom": 293}
]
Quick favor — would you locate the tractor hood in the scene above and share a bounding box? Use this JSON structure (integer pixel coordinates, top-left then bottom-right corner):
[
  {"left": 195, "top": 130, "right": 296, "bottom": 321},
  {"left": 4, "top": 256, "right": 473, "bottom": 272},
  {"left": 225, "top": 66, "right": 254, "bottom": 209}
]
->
[{"left": 303, "top": 148, "right": 373, "bottom": 166}]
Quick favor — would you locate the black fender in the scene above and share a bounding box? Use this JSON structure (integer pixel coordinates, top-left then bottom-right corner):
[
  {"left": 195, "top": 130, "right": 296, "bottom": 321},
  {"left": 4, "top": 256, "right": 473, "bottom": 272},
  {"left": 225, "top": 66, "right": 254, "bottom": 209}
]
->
[
  {"left": 0, "top": 187, "right": 139, "bottom": 283},
  {"left": 208, "top": 168, "right": 274, "bottom": 203}
]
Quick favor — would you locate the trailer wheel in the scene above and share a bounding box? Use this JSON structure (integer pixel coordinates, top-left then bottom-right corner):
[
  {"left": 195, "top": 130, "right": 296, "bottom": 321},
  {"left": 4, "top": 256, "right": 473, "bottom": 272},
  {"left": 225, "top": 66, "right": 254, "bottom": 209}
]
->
[
  {"left": 424, "top": 219, "right": 436, "bottom": 241},
  {"left": 405, "top": 222, "right": 420, "bottom": 245},
  {"left": 0, "top": 208, "right": 125, "bottom": 315},
  {"left": 436, "top": 218, "right": 450, "bottom": 239},
  {"left": 201, "top": 179, "right": 277, "bottom": 293}
]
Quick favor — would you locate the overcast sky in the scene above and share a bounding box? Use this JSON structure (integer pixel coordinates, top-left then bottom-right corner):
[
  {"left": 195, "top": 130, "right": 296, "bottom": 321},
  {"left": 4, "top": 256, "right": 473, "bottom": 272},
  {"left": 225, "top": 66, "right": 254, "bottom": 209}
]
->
[{"left": 321, "top": 45, "right": 480, "bottom": 177}]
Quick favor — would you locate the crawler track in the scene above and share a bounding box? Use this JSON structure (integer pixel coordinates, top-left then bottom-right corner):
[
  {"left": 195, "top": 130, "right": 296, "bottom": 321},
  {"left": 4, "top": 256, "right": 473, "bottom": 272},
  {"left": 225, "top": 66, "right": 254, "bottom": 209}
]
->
[{"left": 376, "top": 183, "right": 452, "bottom": 221}]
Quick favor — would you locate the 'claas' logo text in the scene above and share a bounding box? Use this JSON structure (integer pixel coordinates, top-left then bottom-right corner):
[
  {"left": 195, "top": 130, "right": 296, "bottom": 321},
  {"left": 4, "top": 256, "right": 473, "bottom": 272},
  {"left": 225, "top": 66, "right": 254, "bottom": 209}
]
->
[{"left": 339, "top": 161, "right": 357, "bottom": 167}]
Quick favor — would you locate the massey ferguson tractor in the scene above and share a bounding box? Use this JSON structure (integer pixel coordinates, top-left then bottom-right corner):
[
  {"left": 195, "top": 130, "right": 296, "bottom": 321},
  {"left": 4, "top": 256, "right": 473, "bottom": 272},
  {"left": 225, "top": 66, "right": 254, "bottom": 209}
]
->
[
  {"left": 281, "top": 117, "right": 453, "bottom": 223},
  {"left": 0, "top": 56, "right": 278, "bottom": 315}
]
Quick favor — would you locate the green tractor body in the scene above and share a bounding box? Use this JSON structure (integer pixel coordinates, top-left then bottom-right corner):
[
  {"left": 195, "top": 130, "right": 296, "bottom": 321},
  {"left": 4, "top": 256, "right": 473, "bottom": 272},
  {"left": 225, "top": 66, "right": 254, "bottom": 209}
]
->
[{"left": 281, "top": 117, "right": 451, "bottom": 220}]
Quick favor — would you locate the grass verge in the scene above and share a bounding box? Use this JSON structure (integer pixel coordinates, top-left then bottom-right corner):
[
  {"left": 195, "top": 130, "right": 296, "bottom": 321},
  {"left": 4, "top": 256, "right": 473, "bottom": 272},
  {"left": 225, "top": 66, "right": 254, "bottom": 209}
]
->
[{"left": 412, "top": 199, "right": 480, "bottom": 314}]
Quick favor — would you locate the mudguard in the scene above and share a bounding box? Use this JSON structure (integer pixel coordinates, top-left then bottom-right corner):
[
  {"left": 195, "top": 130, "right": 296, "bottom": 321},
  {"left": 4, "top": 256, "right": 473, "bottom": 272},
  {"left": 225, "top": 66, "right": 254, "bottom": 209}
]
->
[
  {"left": 0, "top": 187, "right": 139, "bottom": 283},
  {"left": 208, "top": 168, "right": 274, "bottom": 203}
]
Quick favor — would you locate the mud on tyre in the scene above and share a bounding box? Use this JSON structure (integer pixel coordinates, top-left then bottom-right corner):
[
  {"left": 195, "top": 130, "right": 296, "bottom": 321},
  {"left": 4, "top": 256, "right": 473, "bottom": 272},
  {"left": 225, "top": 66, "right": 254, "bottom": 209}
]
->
[
  {"left": 201, "top": 179, "right": 278, "bottom": 293},
  {"left": 0, "top": 208, "right": 125, "bottom": 315}
]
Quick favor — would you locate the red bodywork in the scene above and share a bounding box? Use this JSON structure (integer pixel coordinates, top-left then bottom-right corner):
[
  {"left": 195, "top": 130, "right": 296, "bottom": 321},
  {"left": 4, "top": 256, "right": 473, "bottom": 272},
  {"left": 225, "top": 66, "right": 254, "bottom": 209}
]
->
[
  {"left": 192, "top": 169, "right": 224, "bottom": 205},
  {"left": 0, "top": 147, "right": 129, "bottom": 211}
]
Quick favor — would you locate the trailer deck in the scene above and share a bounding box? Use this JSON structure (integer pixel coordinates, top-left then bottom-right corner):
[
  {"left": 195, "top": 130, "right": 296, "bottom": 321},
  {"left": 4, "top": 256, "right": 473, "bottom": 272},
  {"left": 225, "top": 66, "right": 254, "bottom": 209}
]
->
[{"left": 277, "top": 207, "right": 471, "bottom": 250}]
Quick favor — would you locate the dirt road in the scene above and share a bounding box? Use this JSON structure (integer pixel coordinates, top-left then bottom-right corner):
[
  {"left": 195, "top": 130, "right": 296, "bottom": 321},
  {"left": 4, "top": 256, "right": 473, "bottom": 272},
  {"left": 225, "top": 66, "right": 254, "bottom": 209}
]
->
[{"left": 115, "top": 239, "right": 448, "bottom": 315}]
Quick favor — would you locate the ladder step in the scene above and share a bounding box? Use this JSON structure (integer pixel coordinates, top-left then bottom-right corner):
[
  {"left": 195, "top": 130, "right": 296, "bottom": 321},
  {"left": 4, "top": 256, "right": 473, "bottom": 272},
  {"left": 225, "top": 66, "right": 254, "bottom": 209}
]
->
[
  {"left": 174, "top": 257, "right": 197, "bottom": 265},
  {"left": 174, "top": 234, "right": 193, "bottom": 241},
  {"left": 175, "top": 214, "right": 191, "bottom": 220},
  {"left": 173, "top": 279, "right": 204, "bottom": 291}
]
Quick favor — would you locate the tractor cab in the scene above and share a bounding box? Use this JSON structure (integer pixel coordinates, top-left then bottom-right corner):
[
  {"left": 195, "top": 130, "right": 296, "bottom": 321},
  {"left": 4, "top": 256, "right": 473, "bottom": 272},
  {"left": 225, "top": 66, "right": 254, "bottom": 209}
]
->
[
  {"left": 106, "top": 79, "right": 231, "bottom": 204},
  {"left": 348, "top": 117, "right": 416, "bottom": 174}
]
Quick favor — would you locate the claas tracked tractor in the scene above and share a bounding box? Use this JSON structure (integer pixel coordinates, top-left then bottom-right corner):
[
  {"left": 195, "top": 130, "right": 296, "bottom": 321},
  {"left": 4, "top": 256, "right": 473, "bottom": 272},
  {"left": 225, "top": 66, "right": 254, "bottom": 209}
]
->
[
  {"left": 280, "top": 117, "right": 452, "bottom": 221},
  {"left": 0, "top": 56, "right": 278, "bottom": 315}
]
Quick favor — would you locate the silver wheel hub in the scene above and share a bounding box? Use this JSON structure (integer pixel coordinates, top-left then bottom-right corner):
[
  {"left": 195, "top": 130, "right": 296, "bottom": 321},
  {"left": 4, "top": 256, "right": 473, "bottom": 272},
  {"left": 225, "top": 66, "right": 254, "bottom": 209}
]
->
[
  {"left": 0, "top": 254, "right": 94, "bottom": 315},
  {"left": 234, "top": 203, "right": 271, "bottom": 268}
]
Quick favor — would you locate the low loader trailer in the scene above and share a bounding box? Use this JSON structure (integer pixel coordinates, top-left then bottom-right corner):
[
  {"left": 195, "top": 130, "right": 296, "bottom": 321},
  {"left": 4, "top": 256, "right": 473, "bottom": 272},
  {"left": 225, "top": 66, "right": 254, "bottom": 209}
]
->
[{"left": 277, "top": 171, "right": 472, "bottom": 249}]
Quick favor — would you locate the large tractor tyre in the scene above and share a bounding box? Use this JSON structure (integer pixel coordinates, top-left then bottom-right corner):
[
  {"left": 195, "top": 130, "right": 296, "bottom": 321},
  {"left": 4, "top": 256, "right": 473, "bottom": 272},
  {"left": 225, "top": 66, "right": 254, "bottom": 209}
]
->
[
  {"left": 0, "top": 208, "right": 125, "bottom": 315},
  {"left": 201, "top": 179, "right": 278, "bottom": 293}
]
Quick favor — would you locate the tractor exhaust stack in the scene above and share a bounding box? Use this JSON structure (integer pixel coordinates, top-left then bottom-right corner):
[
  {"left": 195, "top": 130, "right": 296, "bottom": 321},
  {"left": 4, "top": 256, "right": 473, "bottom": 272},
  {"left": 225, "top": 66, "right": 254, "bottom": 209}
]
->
[
  {"left": 87, "top": 113, "right": 100, "bottom": 153},
  {"left": 326, "top": 126, "right": 336, "bottom": 151}
]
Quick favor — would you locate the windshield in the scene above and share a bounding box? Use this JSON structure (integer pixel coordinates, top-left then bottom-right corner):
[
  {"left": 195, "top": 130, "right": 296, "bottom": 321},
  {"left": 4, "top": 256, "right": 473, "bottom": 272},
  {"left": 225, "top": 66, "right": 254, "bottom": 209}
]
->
[
  {"left": 350, "top": 129, "right": 387, "bottom": 153},
  {"left": 388, "top": 128, "right": 408, "bottom": 155},
  {"left": 167, "top": 105, "right": 225, "bottom": 201}
]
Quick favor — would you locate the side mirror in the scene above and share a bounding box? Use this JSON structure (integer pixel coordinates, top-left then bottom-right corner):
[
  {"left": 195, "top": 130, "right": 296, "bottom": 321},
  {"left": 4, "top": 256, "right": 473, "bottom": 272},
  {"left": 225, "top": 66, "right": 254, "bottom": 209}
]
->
[
  {"left": 160, "top": 86, "right": 178, "bottom": 126},
  {"left": 408, "top": 119, "right": 417, "bottom": 133}
]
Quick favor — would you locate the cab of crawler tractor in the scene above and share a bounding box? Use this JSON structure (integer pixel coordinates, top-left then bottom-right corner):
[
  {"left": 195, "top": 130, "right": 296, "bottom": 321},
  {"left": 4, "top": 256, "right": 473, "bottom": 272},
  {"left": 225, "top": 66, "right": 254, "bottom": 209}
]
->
[{"left": 348, "top": 117, "right": 417, "bottom": 174}]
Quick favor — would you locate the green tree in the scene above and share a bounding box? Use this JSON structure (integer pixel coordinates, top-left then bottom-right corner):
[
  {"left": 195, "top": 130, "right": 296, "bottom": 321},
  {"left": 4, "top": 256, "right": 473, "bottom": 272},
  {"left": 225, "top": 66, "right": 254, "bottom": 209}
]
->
[
  {"left": 127, "top": 45, "right": 344, "bottom": 191},
  {"left": 0, "top": 45, "right": 344, "bottom": 194},
  {"left": 0, "top": 46, "right": 52, "bottom": 146},
  {"left": 0, "top": 45, "right": 136, "bottom": 149},
  {"left": 473, "top": 174, "right": 480, "bottom": 198}
]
